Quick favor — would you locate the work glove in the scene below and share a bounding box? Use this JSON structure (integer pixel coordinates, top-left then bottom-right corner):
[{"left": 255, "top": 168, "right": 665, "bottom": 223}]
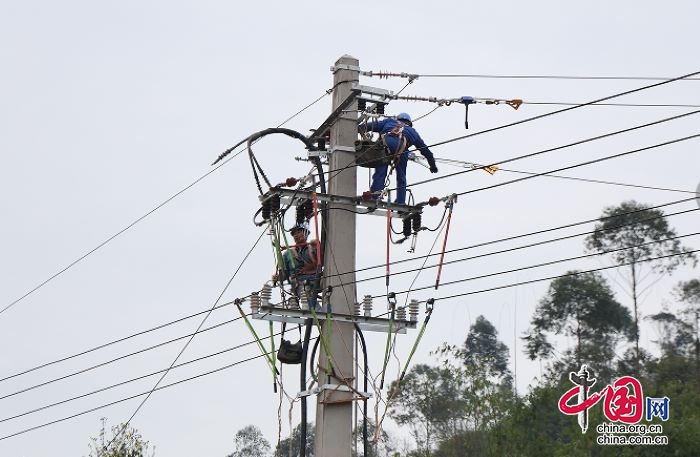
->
[{"left": 429, "top": 164, "right": 438, "bottom": 173}]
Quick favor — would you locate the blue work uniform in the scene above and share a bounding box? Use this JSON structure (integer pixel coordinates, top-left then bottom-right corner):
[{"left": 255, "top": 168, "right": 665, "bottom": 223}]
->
[{"left": 362, "top": 118, "right": 436, "bottom": 205}]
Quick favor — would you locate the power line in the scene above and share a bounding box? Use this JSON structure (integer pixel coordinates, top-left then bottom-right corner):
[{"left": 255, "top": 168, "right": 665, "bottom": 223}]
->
[
  {"left": 490, "top": 167, "right": 696, "bottom": 195},
  {"left": 451, "top": 133, "right": 700, "bottom": 198},
  {"left": 363, "top": 70, "right": 700, "bottom": 82},
  {"left": 429, "top": 157, "right": 697, "bottom": 195},
  {"left": 424, "top": 70, "right": 700, "bottom": 150},
  {"left": 371, "top": 233, "right": 700, "bottom": 299},
  {"left": 0, "top": 351, "right": 272, "bottom": 442},
  {"left": 353, "top": 218, "right": 700, "bottom": 288},
  {"left": 0, "top": 327, "right": 300, "bottom": 424},
  {"left": 105, "top": 226, "right": 267, "bottom": 450},
  {"left": 6, "top": 200, "right": 695, "bottom": 392},
  {"left": 523, "top": 101, "right": 700, "bottom": 108},
  {"left": 426, "top": 248, "right": 700, "bottom": 304},
  {"left": 4, "top": 243, "right": 697, "bottom": 439},
  {"left": 323, "top": 105, "right": 700, "bottom": 188},
  {"left": 0, "top": 87, "right": 334, "bottom": 317},
  {"left": 0, "top": 301, "right": 237, "bottom": 384},
  {"left": 0, "top": 316, "right": 242, "bottom": 401},
  {"left": 404, "top": 109, "right": 700, "bottom": 190},
  {"left": 327, "top": 197, "right": 698, "bottom": 279}
]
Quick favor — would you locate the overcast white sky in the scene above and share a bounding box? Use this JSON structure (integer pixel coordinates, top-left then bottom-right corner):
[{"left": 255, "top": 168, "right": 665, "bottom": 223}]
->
[{"left": 1, "top": 1, "right": 699, "bottom": 455}]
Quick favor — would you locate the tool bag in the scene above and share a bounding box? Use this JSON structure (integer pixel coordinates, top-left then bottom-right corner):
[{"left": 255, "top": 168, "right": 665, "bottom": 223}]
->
[
  {"left": 355, "top": 140, "right": 390, "bottom": 168},
  {"left": 277, "top": 339, "right": 303, "bottom": 364}
]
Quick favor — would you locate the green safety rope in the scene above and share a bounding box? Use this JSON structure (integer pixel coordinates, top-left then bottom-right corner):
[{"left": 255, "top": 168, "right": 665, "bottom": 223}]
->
[
  {"left": 235, "top": 300, "right": 278, "bottom": 380},
  {"left": 269, "top": 320, "right": 277, "bottom": 392},
  {"left": 400, "top": 299, "right": 435, "bottom": 381},
  {"left": 309, "top": 304, "right": 334, "bottom": 378},
  {"left": 269, "top": 218, "right": 288, "bottom": 272},
  {"left": 379, "top": 293, "right": 397, "bottom": 389}
]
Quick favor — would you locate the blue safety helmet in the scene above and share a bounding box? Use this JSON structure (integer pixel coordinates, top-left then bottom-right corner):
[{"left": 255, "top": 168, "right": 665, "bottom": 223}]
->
[
  {"left": 397, "top": 112, "right": 412, "bottom": 122},
  {"left": 291, "top": 222, "right": 310, "bottom": 235}
]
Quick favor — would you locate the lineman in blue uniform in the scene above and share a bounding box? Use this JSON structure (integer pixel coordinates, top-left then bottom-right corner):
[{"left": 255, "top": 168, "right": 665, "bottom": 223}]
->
[{"left": 360, "top": 113, "right": 438, "bottom": 205}]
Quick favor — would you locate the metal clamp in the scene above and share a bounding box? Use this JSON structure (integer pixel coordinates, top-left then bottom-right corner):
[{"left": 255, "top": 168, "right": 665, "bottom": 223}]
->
[
  {"left": 329, "top": 145, "right": 356, "bottom": 154},
  {"left": 330, "top": 64, "right": 361, "bottom": 73},
  {"left": 297, "top": 384, "right": 372, "bottom": 401}
]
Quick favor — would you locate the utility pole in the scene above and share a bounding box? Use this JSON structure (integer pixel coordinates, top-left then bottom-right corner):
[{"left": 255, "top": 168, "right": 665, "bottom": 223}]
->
[{"left": 315, "top": 55, "right": 359, "bottom": 457}]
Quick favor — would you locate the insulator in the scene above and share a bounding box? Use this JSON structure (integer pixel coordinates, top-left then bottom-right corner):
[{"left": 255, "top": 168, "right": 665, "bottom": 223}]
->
[
  {"left": 269, "top": 195, "right": 281, "bottom": 214},
  {"left": 250, "top": 292, "right": 261, "bottom": 314},
  {"left": 260, "top": 283, "right": 272, "bottom": 307},
  {"left": 428, "top": 197, "right": 440, "bottom": 207},
  {"left": 396, "top": 306, "right": 406, "bottom": 321},
  {"left": 412, "top": 213, "right": 422, "bottom": 232},
  {"left": 363, "top": 294, "right": 373, "bottom": 317},
  {"left": 402, "top": 217, "right": 411, "bottom": 237},
  {"left": 296, "top": 200, "right": 313, "bottom": 224},
  {"left": 296, "top": 203, "right": 305, "bottom": 224},
  {"left": 357, "top": 99, "right": 367, "bottom": 112},
  {"left": 361, "top": 190, "right": 374, "bottom": 202},
  {"left": 317, "top": 138, "right": 326, "bottom": 151},
  {"left": 354, "top": 302, "right": 361, "bottom": 316},
  {"left": 409, "top": 299, "right": 420, "bottom": 322},
  {"left": 376, "top": 103, "right": 385, "bottom": 115},
  {"left": 288, "top": 296, "right": 300, "bottom": 310},
  {"left": 261, "top": 200, "right": 271, "bottom": 220},
  {"left": 285, "top": 177, "right": 298, "bottom": 187}
]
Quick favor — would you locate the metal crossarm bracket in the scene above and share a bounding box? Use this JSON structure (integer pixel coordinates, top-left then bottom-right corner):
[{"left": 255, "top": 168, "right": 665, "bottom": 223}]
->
[
  {"left": 353, "top": 84, "right": 394, "bottom": 99},
  {"left": 259, "top": 187, "right": 423, "bottom": 219},
  {"left": 253, "top": 305, "right": 417, "bottom": 333}
]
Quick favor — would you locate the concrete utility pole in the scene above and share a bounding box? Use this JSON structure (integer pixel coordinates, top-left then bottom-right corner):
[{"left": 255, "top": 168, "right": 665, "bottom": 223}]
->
[{"left": 315, "top": 55, "right": 359, "bottom": 457}]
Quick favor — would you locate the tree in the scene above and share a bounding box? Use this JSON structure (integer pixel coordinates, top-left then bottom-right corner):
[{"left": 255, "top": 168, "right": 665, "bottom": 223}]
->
[
  {"left": 676, "top": 278, "right": 700, "bottom": 366},
  {"left": 87, "top": 419, "right": 155, "bottom": 457},
  {"left": 352, "top": 420, "right": 398, "bottom": 457},
  {"left": 273, "top": 423, "right": 314, "bottom": 457},
  {"left": 585, "top": 200, "right": 696, "bottom": 373},
  {"left": 646, "top": 310, "right": 695, "bottom": 357},
  {"left": 388, "top": 363, "right": 461, "bottom": 455},
  {"left": 439, "top": 316, "right": 514, "bottom": 433},
  {"left": 228, "top": 425, "right": 270, "bottom": 457},
  {"left": 523, "top": 271, "right": 633, "bottom": 382}
]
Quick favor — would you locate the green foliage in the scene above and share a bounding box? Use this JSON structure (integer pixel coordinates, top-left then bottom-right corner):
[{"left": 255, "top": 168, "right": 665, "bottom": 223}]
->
[
  {"left": 388, "top": 363, "right": 462, "bottom": 453},
  {"left": 228, "top": 424, "right": 270, "bottom": 457},
  {"left": 388, "top": 316, "right": 515, "bottom": 455},
  {"left": 87, "top": 419, "right": 154, "bottom": 457},
  {"left": 676, "top": 278, "right": 700, "bottom": 305},
  {"left": 524, "top": 271, "right": 632, "bottom": 382},
  {"left": 584, "top": 200, "right": 696, "bottom": 272},
  {"left": 353, "top": 420, "right": 398, "bottom": 457},
  {"left": 273, "top": 422, "right": 314, "bottom": 457},
  {"left": 584, "top": 200, "right": 697, "bottom": 372},
  {"left": 646, "top": 311, "right": 695, "bottom": 357}
]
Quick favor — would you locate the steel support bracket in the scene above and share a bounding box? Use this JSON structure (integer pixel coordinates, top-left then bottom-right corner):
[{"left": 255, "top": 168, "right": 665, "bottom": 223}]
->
[{"left": 297, "top": 384, "right": 372, "bottom": 402}]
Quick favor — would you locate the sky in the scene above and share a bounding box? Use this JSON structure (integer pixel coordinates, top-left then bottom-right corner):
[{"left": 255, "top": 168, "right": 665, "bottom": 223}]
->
[{"left": 1, "top": 0, "right": 699, "bottom": 455}]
